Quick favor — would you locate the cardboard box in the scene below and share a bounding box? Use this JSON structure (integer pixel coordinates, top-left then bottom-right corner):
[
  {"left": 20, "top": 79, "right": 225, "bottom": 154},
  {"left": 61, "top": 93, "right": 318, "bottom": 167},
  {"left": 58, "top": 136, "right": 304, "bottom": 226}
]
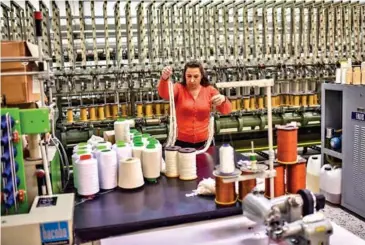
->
[
  {"left": 103, "top": 130, "right": 115, "bottom": 144},
  {"left": 1, "top": 41, "right": 42, "bottom": 104}
]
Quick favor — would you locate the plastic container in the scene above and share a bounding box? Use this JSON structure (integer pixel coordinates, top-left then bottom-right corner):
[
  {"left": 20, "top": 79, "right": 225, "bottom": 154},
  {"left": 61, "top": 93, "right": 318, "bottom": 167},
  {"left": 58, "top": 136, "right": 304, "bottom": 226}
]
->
[
  {"left": 306, "top": 155, "right": 321, "bottom": 193},
  {"left": 320, "top": 164, "right": 342, "bottom": 204}
]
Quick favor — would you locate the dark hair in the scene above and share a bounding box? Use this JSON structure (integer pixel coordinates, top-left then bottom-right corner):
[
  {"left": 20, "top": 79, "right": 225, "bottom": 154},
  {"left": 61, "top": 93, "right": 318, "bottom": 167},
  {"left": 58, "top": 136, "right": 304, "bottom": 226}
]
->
[{"left": 181, "top": 60, "right": 210, "bottom": 87}]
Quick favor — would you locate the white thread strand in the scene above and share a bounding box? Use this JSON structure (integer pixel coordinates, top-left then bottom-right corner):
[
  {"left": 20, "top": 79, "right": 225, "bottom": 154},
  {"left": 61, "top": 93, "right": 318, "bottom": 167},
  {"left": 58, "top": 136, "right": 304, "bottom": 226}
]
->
[
  {"left": 98, "top": 150, "right": 118, "bottom": 190},
  {"left": 196, "top": 116, "right": 215, "bottom": 155},
  {"left": 178, "top": 149, "right": 197, "bottom": 180},
  {"left": 165, "top": 147, "right": 180, "bottom": 177},
  {"left": 118, "top": 157, "right": 144, "bottom": 189},
  {"left": 142, "top": 147, "right": 161, "bottom": 180},
  {"left": 76, "top": 155, "right": 99, "bottom": 196},
  {"left": 219, "top": 144, "right": 235, "bottom": 174},
  {"left": 114, "top": 120, "right": 130, "bottom": 143}
]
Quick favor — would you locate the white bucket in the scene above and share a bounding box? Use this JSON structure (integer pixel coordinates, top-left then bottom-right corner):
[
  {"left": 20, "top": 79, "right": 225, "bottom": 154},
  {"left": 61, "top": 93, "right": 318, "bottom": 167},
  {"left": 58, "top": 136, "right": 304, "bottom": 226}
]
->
[
  {"left": 306, "top": 155, "right": 322, "bottom": 193},
  {"left": 320, "top": 164, "right": 342, "bottom": 204}
]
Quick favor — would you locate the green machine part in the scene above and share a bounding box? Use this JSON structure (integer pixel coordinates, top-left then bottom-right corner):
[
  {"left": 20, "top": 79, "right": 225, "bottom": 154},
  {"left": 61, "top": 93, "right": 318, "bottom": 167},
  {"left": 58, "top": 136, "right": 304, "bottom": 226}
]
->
[
  {"left": 1, "top": 108, "right": 56, "bottom": 215},
  {"left": 215, "top": 112, "right": 321, "bottom": 133},
  {"left": 1, "top": 108, "right": 29, "bottom": 215}
]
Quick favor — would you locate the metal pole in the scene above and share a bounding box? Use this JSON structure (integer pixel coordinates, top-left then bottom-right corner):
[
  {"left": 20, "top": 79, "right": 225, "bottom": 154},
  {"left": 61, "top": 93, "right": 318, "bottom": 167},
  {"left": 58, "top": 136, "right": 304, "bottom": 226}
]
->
[{"left": 266, "top": 85, "right": 275, "bottom": 200}]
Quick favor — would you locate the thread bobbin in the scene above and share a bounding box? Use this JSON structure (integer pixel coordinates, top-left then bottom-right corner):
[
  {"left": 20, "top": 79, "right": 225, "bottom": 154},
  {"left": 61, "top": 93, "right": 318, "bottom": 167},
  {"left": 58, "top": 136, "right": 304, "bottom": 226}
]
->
[
  {"left": 213, "top": 169, "right": 240, "bottom": 206},
  {"left": 276, "top": 124, "right": 299, "bottom": 164},
  {"left": 238, "top": 164, "right": 267, "bottom": 202},
  {"left": 178, "top": 148, "right": 197, "bottom": 181},
  {"left": 164, "top": 146, "right": 181, "bottom": 178},
  {"left": 286, "top": 158, "right": 307, "bottom": 195},
  {"left": 264, "top": 161, "right": 285, "bottom": 199}
]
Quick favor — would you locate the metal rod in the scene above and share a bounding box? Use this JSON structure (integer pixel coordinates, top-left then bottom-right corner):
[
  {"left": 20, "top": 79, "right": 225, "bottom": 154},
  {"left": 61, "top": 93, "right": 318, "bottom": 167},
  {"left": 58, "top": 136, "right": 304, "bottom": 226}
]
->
[
  {"left": 0, "top": 57, "right": 52, "bottom": 62},
  {"left": 0, "top": 71, "right": 52, "bottom": 77}
]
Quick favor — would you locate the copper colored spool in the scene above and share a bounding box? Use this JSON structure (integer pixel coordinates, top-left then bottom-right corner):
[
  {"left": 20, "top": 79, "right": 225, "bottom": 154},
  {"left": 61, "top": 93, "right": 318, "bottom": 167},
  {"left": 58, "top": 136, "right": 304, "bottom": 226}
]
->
[
  {"left": 313, "top": 94, "right": 318, "bottom": 105},
  {"left": 89, "top": 106, "right": 97, "bottom": 121},
  {"left": 120, "top": 103, "right": 127, "bottom": 117},
  {"left": 293, "top": 94, "right": 300, "bottom": 107},
  {"left": 286, "top": 161, "right": 306, "bottom": 194},
  {"left": 236, "top": 98, "right": 242, "bottom": 110},
  {"left": 136, "top": 102, "right": 144, "bottom": 117},
  {"left": 230, "top": 96, "right": 237, "bottom": 111},
  {"left": 265, "top": 95, "right": 277, "bottom": 108},
  {"left": 285, "top": 95, "right": 290, "bottom": 106},
  {"left": 308, "top": 94, "right": 315, "bottom": 106},
  {"left": 257, "top": 96, "right": 264, "bottom": 109},
  {"left": 111, "top": 104, "right": 118, "bottom": 119},
  {"left": 243, "top": 97, "right": 250, "bottom": 110},
  {"left": 250, "top": 96, "right": 256, "bottom": 110},
  {"left": 275, "top": 96, "right": 281, "bottom": 107},
  {"left": 80, "top": 106, "right": 88, "bottom": 122},
  {"left": 105, "top": 104, "right": 111, "bottom": 118},
  {"left": 163, "top": 102, "right": 170, "bottom": 115},
  {"left": 276, "top": 125, "right": 298, "bottom": 164},
  {"left": 265, "top": 163, "right": 285, "bottom": 198},
  {"left": 155, "top": 102, "right": 162, "bottom": 116},
  {"left": 66, "top": 108, "right": 73, "bottom": 123},
  {"left": 301, "top": 94, "right": 308, "bottom": 106},
  {"left": 238, "top": 171, "right": 257, "bottom": 201},
  {"left": 98, "top": 105, "right": 105, "bottom": 120},
  {"left": 145, "top": 102, "right": 153, "bottom": 117},
  {"left": 280, "top": 95, "right": 285, "bottom": 106},
  {"left": 215, "top": 176, "right": 237, "bottom": 206}
]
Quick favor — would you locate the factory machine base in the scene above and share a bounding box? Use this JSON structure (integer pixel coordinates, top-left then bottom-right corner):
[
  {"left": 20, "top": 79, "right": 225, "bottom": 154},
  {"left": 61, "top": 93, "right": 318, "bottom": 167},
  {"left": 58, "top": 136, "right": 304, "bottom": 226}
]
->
[{"left": 73, "top": 147, "right": 246, "bottom": 243}]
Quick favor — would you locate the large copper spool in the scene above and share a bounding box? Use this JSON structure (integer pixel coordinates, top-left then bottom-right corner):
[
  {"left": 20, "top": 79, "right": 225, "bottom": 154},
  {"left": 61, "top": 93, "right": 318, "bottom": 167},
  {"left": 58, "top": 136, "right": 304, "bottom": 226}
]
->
[
  {"left": 155, "top": 101, "right": 162, "bottom": 116},
  {"left": 145, "top": 102, "right": 153, "bottom": 117},
  {"left": 120, "top": 103, "right": 128, "bottom": 117},
  {"left": 286, "top": 160, "right": 307, "bottom": 194},
  {"left": 250, "top": 96, "right": 256, "bottom": 110},
  {"left": 98, "top": 105, "right": 105, "bottom": 120},
  {"left": 136, "top": 102, "right": 144, "bottom": 118},
  {"left": 213, "top": 170, "right": 240, "bottom": 206},
  {"left": 89, "top": 106, "right": 97, "bottom": 121},
  {"left": 79, "top": 106, "right": 88, "bottom": 122},
  {"left": 111, "top": 104, "right": 118, "bottom": 119},
  {"left": 265, "top": 162, "right": 285, "bottom": 199},
  {"left": 66, "top": 107, "right": 73, "bottom": 123},
  {"left": 238, "top": 171, "right": 257, "bottom": 202},
  {"left": 243, "top": 96, "right": 250, "bottom": 110},
  {"left": 229, "top": 96, "right": 238, "bottom": 111},
  {"left": 276, "top": 125, "right": 298, "bottom": 164},
  {"left": 105, "top": 104, "right": 111, "bottom": 119}
]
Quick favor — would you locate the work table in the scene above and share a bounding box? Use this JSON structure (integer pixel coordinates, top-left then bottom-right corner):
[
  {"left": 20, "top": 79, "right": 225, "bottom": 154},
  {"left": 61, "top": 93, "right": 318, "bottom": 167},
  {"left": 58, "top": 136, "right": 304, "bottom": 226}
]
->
[{"left": 74, "top": 146, "right": 246, "bottom": 243}]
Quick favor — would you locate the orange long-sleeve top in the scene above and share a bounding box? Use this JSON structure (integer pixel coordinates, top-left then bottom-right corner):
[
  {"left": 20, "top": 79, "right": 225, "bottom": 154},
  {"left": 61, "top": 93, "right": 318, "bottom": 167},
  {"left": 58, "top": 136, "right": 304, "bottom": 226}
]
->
[{"left": 158, "top": 79, "right": 232, "bottom": 143}]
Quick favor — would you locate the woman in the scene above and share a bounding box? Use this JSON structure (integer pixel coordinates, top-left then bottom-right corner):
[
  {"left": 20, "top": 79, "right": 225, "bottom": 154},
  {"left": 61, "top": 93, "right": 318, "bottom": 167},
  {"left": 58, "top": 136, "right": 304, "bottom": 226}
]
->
[{"left": 158, "top": 61, "right": 232, "bottom": 149}]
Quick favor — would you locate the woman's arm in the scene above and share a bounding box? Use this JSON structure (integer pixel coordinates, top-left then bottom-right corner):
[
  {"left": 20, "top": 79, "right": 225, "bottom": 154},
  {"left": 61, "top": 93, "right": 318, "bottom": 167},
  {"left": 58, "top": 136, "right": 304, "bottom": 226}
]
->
[
  {"left": 157, "top": 78, "right": 179, "bottom": 100},
  {"left": 210, "top": 87, "right": 232, "bottom": 115}
]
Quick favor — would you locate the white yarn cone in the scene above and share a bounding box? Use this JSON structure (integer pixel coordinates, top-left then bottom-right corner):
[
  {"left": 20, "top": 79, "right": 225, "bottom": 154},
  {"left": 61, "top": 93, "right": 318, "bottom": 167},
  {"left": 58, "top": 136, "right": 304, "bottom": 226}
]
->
[
  {"left": 142, "top": 144, "right": 161, "bottom": 181},
  {"left": 98, "top": 149, "right": 118, "bottom": 190},
  {"left": 118, "top": 157, "right": 144, "bottom": 189},
  {"left": 76, "top": 154, "right": 99, "bottom": 196}
]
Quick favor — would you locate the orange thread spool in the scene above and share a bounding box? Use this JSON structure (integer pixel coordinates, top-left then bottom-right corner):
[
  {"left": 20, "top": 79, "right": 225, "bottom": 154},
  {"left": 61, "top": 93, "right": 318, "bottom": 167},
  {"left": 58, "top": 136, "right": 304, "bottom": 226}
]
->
[
  {"left": 215, "top": 175, "right": 237, "bottom": 206},
  {"left": 265, "top": 163, "right": 285, "bottom": 198},
  {"left": 243, "top": 96, "right": 250, "bottom": 110},
  {"left": 111, "top": 104, "right": 118, "bottom": 119},
  {"left": 285, "top": 95, "right": 291, "bottom": 106},
  {"left": 120, "top": 103, "right": 127, "bottom": 117},
  {"left": 238, "top": 171, "right": 257, "bottom": 202},
  {"left": 66, "top": 107, "right": 74, "bottom": 123},
  {"left": 230, "top": 96, "right": 237, "bottom": 111},
  {"left": 258, "top": 96, "right": 264, "bottom": 109},
  {"left": 313, "top": 93, "right": 318, "bottom": 105},
  {"left": 163, "top": 101, "right": 170, "bottom": 115},
  {"left": 155, "top": 101, "right": 162, "bottom": 116},
  {"left": 105, "top": 104, "right": 111, "bottom": 118},
  {"left": 89, "top": 106, "right": 97, "bottom": 121},
  {"left": 286, "top": 161, "right": 307, "bottom": 194},
  {"left": 250, "top": 96, "right": 256, "bottom": 110},
  {"left": 79, "top": 106, "right": 88, "bottom": 122},
  {"left": 308, "top": 94, "right": 315, "bottom": 106},
  {"left": 276, "top": 125, "right": 298, "bottom": 164},
  {"left": 236, "top": 98, "right": 242, "bottom": 110},
  {"left": 301, "top": 94, "right": 308, "bottom": 106}
]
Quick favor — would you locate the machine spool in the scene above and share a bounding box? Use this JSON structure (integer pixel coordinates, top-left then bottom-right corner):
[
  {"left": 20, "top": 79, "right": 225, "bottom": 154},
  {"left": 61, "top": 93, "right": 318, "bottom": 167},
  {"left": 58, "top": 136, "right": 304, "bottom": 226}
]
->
[
  {"left": 145, "top": 102, "right": 153, "bottom": 117},
  {"left": 250, "top": 96, "right": 256, "bottom": 110},
  {"left": 229, "top": 96, "right": 237, "bottom": 112},
  {"left": 243, "top": 96, "right": 250, "bottom": 110},
  {"left": 136, "top": 102, "right": 144, "bottom": 118},
  {"left": 89, "top": 106, "right": 97, "bottom": 121},
  {"left": 276, "top": 125, "right": 298, "bottom": 164},
  {"left": 286, "top": 160, "right": 307, "bottom": 194},
  {"left": 292, "top": 94, "right": 300, "bottom": 107},
  {"left": 236, "top": 98, "right": 242, "bottom": 111},
  {"left": 66, "top": 107, "right": 73, "bottom": 123},
  {"left": 120, "top": 103, "right": 128, "bottom": 117},
  {"left": 105, "top": 104, "right": 111, "bottom": 119},
  {"left": 308, "top": 93, "right": 316, "bottom": 106},
  {"left": 155, "top": 101, "right": 162, "bottom": 116},
  {"left": 238, "top": 163, "right": 268, "bottom": 202},
  {"left": 257, "top": 96, "right": 264, "bottom": 109},
  {"left": 111, "top": 104, "right": 118, "bottom": 119},
  {"left": 79, "top": 106, "right": 88, "bottom": 122},
  {"left": 163, "top": 101, "right": 170, "bottom": 115},
  {"left": 265, "top": 162, "right": 285, "bottom": 199},
  {"left": 313, "top": 93, "right": 319, "bottom": 105},
  {"left": 213, "top": 169, "right": 240, "bottom": 206},
  {"left": 284, "top": 94, "right": 291, "bottom": 106},
  {"left": 98, "top": 105, "right": 105, "bottom": 121},
  {"left": 301, "top": 94, "right": 308, "bottom": 107}
]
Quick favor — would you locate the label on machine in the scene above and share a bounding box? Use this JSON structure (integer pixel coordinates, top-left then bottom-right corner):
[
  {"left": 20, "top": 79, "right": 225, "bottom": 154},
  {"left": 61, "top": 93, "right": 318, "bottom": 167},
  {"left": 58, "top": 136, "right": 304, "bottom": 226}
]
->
[
  {"left": 37, "top": 197, "right": 58, "bottom": 207},
  {"left": 351, "top": 112, "right": 365, "bottom": 122},
  {"left": 40, "top": 221, "right": 69, "bottom": 245}
]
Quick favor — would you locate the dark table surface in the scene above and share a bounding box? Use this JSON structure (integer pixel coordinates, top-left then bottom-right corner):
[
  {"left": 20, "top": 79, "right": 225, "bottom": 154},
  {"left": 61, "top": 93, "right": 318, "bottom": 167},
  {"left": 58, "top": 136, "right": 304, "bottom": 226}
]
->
[{"left": 74, "top": 146, "right": 246, "bottom": 243}]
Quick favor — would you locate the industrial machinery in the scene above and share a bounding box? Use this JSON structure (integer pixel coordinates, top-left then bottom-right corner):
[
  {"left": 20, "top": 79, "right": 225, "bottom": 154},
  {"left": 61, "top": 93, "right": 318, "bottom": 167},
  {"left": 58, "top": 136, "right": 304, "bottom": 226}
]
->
[
  {"left": 1, "top": 1, "right": 364, "bottom": 152},
  {"left": 242, "top": 189, "right": 332, "bottom": 245}
]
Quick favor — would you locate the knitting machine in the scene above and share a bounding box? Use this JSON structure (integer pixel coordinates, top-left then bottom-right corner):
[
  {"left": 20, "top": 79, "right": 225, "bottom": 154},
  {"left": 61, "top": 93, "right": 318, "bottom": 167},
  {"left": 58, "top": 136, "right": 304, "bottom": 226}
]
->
[{"left": 2, "top": 1, "right": 364, "bottom": 151}]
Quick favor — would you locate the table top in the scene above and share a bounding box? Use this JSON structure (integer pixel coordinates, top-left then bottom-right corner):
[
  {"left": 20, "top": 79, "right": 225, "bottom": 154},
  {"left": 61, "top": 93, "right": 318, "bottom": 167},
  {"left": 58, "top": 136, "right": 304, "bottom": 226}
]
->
[
  {"left": 101, "top": 216, "right": 365, "bottom": 245},
  {"left": 74, "top": 146, "right": 246, "bottom": 243}
]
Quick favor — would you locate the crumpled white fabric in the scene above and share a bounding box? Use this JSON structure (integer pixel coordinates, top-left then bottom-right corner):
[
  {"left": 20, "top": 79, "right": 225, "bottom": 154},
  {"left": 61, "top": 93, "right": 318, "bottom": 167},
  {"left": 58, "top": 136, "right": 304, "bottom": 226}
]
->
[
  {"left": 186, "top": 178, "right": 216, "bottom": 197},
  {"left": 87, "top": 135, "right": 104, "bottom": 148}
]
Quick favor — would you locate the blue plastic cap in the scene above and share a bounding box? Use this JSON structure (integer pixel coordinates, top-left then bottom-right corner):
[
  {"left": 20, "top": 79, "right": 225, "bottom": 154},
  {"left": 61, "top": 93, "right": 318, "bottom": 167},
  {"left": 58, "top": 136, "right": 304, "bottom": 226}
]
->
[{"left": 223, "top": 143, "right": 229, "bottom": 147}]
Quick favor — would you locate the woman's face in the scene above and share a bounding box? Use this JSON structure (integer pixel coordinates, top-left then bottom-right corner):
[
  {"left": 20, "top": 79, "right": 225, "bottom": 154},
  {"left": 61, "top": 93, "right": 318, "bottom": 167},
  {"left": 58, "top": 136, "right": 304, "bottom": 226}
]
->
[{"left": 185, "top": 67, "right": 202, "bottom": 89}]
